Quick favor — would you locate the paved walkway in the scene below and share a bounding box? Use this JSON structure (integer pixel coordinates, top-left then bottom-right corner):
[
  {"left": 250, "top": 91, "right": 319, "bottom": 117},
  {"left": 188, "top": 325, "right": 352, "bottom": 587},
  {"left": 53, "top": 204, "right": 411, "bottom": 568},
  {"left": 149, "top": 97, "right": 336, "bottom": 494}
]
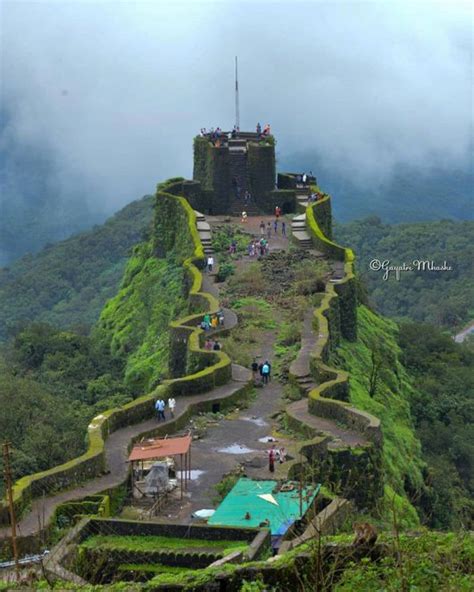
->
[
  {"left": 151, "top": 330, "right": 291, "bottom": 524},
  {"left": 0, "top": 365, "right": 250, "bottom": 540}
]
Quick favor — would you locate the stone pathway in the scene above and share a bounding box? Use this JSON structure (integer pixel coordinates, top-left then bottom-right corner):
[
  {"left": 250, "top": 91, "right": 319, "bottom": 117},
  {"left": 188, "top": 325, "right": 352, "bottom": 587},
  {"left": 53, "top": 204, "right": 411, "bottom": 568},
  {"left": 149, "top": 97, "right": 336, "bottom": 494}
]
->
[{"left": 0, "top": 365, "right": 251, "bottom": 540}]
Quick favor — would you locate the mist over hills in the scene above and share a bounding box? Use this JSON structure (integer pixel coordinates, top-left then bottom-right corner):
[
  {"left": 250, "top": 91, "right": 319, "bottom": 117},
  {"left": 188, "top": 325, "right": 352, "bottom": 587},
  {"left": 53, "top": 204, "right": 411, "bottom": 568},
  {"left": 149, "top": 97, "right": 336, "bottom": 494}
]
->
[
  {"left": 1, "top": 140, "right": 472, "bottom": 268},
  {"left": 280, "top": 151, "right": 473, "bottom": 223},
  {"left": 0, "top": 111, "right": 109, "bottom": 266}
]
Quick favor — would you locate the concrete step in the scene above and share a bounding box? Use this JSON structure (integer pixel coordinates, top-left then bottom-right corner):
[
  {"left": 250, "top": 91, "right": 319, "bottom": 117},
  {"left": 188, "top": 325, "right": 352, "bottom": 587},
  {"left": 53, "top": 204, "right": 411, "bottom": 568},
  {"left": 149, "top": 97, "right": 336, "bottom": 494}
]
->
[
  {"left": 197, "top": 221, "right": 211, "bottom": 231},
  {"left": 194, "top": 211, "right": 206, "bottom": 221},
  {"left": 292, "top": 213, "right": 306, "bottom": 222},
  {"left": 292, "top": 230, "right": 312, "bottom": 241}
]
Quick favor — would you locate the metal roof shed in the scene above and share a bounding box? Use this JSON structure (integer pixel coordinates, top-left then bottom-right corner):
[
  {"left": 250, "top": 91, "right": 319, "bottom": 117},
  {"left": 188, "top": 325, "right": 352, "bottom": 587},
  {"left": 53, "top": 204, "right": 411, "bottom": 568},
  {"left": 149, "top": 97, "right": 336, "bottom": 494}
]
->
[{"left": 128, "top": 434, "right": 192, "bottom": 500}]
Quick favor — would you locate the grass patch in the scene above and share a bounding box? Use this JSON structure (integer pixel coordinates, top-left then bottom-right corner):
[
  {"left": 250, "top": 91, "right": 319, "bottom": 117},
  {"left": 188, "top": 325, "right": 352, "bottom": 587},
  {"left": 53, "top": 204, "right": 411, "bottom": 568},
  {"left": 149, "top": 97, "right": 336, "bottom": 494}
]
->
[{"left": 81, "top": 534, "right": 247, "bottom": 556}]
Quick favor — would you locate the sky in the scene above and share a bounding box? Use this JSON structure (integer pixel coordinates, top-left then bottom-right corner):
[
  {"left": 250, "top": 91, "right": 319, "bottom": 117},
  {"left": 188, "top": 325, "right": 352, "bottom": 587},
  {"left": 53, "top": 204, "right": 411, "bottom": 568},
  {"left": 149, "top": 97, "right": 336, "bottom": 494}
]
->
[{"left": 1, "top": 0, "right": 472, "bottom": 213}]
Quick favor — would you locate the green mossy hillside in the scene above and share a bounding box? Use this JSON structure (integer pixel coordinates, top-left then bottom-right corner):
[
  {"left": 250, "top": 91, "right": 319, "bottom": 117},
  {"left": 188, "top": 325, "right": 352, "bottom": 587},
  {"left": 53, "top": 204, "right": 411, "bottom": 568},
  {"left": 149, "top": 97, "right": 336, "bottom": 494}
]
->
[
  {"left": 94, "top": 242, "right": 186, "bottom": 395},
  {"left": 334, "top": 305, "right": 426, "bottom": 526}
]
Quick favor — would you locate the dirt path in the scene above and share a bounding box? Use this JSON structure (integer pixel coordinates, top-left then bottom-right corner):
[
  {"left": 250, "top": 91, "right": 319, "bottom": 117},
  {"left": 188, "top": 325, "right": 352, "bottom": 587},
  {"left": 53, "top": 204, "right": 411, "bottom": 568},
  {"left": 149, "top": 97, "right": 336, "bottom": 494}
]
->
[{"left": 152, "top": 330, "right": 291, "bottom": 523}]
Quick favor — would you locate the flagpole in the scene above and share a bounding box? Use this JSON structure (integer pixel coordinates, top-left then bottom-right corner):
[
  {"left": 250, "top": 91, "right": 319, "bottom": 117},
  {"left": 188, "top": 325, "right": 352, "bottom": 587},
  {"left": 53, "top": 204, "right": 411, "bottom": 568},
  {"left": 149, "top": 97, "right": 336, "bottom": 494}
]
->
[{"left": 235, "top": 56, "right": 240, "bottom": 131}]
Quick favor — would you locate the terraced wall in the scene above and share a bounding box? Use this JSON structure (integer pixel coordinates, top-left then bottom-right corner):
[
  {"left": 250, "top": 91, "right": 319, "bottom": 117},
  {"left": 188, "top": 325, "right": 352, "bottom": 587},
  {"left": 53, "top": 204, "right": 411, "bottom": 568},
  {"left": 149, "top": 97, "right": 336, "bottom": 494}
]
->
[
  {"left": 0, "top": 180, "right": 243, "bottom": 527},
  {"left": 287, "top": 195, "right": 383, "bottom": 507}
]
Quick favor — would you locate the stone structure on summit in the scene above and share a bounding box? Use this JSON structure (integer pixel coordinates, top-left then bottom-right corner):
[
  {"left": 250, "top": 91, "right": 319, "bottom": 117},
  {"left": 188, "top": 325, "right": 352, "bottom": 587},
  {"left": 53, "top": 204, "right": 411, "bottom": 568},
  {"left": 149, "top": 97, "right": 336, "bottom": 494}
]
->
[{"left": 190, "top": 131, "right": 297, "bottom": 215}]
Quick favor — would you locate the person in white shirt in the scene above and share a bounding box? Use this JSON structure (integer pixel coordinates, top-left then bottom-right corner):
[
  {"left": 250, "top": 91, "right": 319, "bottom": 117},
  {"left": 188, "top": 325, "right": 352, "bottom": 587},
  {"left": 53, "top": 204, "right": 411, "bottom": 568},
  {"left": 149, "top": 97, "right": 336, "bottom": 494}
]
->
[
  {"left": 168, "top": 397, "right": 176, "bottom": 418},
  {"left": 207, "top": 256, "right": 214, "bottom": 272}
]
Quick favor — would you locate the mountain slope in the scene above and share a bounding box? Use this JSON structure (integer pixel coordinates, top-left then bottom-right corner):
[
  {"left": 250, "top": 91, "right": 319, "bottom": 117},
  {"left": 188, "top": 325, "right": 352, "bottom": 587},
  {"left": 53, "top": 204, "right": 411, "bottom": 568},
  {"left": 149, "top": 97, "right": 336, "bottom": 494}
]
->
[{"left": 0, "top": 195, "right": 154, "bottom": 339}]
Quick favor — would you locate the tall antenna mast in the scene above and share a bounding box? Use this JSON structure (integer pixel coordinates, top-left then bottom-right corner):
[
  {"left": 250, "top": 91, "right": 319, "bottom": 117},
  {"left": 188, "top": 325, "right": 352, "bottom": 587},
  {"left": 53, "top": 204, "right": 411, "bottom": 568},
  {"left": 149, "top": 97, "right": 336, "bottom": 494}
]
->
[{"left": 235, "top": 56, "right": 240, "bottom": 131}]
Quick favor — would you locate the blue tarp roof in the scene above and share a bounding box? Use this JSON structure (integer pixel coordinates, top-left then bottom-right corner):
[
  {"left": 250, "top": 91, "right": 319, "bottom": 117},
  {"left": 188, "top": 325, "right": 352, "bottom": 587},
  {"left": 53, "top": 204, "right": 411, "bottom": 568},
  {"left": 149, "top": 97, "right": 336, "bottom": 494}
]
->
[{"left": 208, "top": 478, "right": 320, "bottom": 536}]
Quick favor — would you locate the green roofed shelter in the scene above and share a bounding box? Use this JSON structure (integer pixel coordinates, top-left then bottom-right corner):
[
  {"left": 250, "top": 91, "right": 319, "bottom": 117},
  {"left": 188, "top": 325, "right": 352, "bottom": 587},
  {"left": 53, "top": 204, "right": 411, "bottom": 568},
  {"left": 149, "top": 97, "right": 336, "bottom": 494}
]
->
[{"left": 208, "top": 478, "right": 320, "bottom": 536}]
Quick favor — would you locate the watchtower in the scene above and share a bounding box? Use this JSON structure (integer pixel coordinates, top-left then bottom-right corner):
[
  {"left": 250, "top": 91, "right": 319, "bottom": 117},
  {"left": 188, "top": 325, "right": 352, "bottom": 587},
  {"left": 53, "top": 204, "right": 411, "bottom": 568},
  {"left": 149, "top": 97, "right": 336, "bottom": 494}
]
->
[{"left": 192, "top": 131, "right": 278, "bottom": 215}]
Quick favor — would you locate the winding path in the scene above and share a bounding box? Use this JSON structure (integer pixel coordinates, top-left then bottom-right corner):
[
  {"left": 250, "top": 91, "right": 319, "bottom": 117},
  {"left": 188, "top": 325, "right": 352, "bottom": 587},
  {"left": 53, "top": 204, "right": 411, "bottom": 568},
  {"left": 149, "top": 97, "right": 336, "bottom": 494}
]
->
[{"left": 0, "top": 364, "right": 250, "bottom": 540}]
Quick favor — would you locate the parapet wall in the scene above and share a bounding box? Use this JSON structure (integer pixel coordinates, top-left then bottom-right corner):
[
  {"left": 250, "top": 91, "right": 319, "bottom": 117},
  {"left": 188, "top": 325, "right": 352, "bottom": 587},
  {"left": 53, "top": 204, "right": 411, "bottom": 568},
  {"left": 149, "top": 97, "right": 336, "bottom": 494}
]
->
[
  {"left": 0, "top": 178, "right": 245, "bottom": 530},
  {"left": 287, "top": 193, "right": 384, "bottom": 508}
]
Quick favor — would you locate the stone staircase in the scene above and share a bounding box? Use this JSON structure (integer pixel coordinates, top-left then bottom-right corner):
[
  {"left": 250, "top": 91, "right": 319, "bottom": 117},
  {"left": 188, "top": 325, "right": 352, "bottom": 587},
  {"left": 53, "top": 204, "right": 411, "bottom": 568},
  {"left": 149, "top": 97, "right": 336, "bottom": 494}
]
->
[
  {"left": 194, "top": 211, "right": 213, "bottom": 255},
  {"left": 295, "top": 184, "right": 310, "bottom": 209},
  {"left": 287, "top": 308, "right": 370, "bottom": 449},
  {"left": 291, "top": 213, "right": 313, "bottom": 250}
]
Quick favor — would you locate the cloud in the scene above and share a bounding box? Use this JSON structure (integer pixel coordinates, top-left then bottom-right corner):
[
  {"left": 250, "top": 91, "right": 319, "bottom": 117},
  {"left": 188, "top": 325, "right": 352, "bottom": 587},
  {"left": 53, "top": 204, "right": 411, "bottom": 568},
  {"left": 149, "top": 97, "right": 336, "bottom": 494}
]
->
[{"left": 1, "top": 0, "right": 472, "bottom": 211}]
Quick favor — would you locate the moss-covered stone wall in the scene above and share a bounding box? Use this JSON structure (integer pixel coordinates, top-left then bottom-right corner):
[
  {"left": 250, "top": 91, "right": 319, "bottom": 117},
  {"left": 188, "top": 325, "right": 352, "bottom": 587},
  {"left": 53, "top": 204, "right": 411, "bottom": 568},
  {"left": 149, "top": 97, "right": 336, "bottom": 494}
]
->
[{"left": 248, "top": 142, "right": 275, "bottom": 204}]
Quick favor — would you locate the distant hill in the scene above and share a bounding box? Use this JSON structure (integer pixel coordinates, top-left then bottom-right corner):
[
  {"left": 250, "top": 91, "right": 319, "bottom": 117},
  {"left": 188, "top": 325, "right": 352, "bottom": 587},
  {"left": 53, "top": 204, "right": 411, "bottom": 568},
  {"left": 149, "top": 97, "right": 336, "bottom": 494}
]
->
[
  {"left": 280, "top": 152, "right": 473, "bottom": 223},
  {"left": 0, "top": 195, "right": 154, "bottom": 340},
  {"left": 335, "top": 217, "right": 474, "bottom": 329}
]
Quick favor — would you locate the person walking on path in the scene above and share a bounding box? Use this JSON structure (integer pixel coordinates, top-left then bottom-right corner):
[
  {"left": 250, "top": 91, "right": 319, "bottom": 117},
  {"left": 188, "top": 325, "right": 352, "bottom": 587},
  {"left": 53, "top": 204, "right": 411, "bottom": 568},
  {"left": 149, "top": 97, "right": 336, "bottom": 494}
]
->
[
  {"left": 155, "top": 398, "right": 166, "bottom": 422},
  {"left": 261, "top": 361, "right": 271, "bottom": 384},
  {"left": 251, "top": 358, "right": 259, "bottom": 382},
  {"left": 207, "top": 255, "right": 214, "bottom": 273},
  {"left": 279, "top": 447, "right": 286, "bottom": 463},
  {"left": 282, "top": 221, "right": 286, "bottom": 236},
  {"left": 273, "top": 219, "right": 278, "bottom": 234},
  {"left": 275, "top": 206, "right": 281, "bottom": 219},
  {"left": 266, "top": 222, "right": 272, "bottom": 240},
  {"left": 268, "top": 446, "right": 276, "bottom": 473},
  {"left": 168, "top": 397, "right": 176, "bottom": 419},
  {"left": 260, "top": 220, "right": 265, "bottom": 236}
]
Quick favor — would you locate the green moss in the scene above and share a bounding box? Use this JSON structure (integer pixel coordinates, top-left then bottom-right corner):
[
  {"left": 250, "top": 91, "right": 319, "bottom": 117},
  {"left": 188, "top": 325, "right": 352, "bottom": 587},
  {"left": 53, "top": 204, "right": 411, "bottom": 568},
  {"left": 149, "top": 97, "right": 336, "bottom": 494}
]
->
[
  {"left": 81, "top": 534, "right": 248, "bottom": 555},
  {"left": 336, "top": 305, "right": 426, "bottom": 526},
  {"left": 94, "top": 245, "right": 187, "bottom": 394}
]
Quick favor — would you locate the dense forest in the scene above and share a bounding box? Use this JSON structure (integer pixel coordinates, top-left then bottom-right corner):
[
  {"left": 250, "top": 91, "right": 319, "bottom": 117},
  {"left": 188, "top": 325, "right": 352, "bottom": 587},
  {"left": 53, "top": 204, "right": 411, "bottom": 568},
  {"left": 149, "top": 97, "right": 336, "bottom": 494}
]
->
[
  {"left": 0, "top": 324, "right": 130, "bottom": 493},
  {"left": 398, "top": 322, "right": 474, "bottom": 529},
  {"left": 334, "top": 217, "right": 474, "bottom": 330}
]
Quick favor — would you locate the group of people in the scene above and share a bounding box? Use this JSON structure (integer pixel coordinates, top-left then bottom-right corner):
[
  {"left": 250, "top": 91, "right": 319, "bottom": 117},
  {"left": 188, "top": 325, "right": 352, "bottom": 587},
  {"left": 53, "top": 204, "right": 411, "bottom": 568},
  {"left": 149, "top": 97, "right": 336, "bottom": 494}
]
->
[
  {"left": 155, "top": 397, "right": 176, "bottom": 422},
  {"left": 200, "top": 126, "right": 240, "bottom": 145},
  {"left": 256, "top": 122, "right": 271, "bottom": 138},
  {"left": 204, "top": 338, "right": 222, "bottom": 351},
  {"left": 251, "top": 358, "right": 272, "bottom": 385},
  {"left": 308, "top": 191, "right": 325, "bottom": 203},
  {"left": 247, "top": 237, "right": 269, "bottom": 257},
  {"left": 200, "top": 310, "right": 225, "bottom": 331},
  {"left": 259, "top": 219, "right": 286, "bottom": 239},
  {"left": 296, "top": 171, "right": 314, "bottom": 185},
  {"left": 268, "top": 444, "right": 286, "bottom": 472}
]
